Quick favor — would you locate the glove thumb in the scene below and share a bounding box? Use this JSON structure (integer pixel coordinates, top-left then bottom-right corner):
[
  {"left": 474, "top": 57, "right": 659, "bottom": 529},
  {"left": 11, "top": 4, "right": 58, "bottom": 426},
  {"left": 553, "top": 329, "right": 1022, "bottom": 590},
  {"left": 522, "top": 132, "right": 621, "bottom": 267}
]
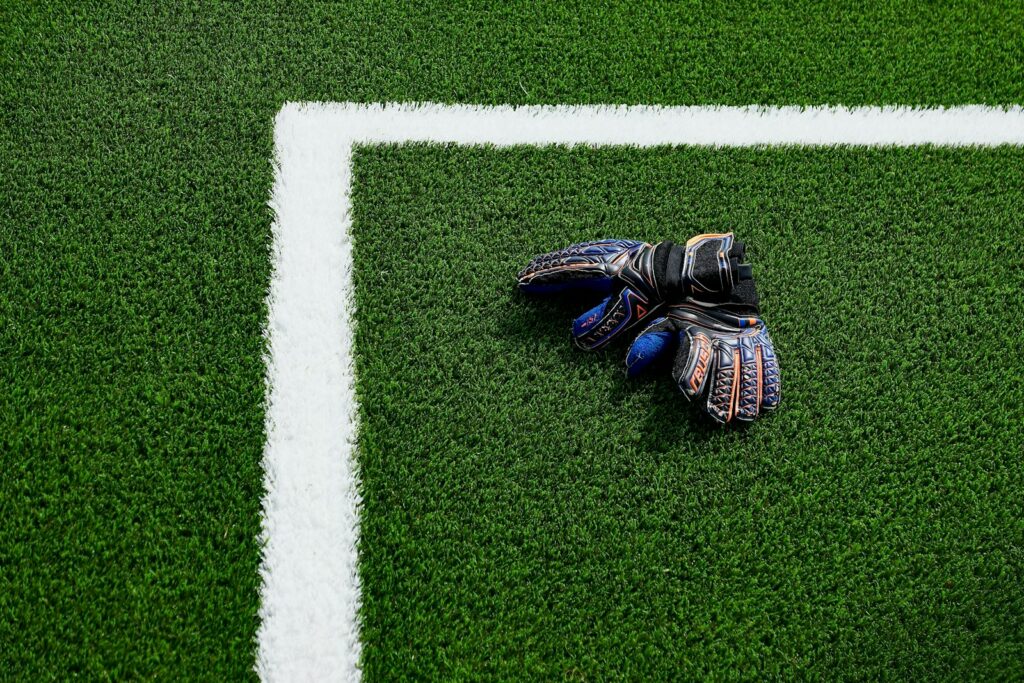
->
[{"left": 624, "top": 317, "right": 675, "bottom": 377}]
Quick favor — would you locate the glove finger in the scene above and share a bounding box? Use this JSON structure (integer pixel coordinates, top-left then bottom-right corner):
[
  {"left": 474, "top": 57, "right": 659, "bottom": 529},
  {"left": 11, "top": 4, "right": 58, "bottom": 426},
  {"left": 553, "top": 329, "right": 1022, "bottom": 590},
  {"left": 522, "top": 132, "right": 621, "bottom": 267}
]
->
[
  {"left": 704, "top": 339, "right": 740, "bottom": 424},
  {"left": 733, "top": 335, "right": 761, "bottom": 422},
  {"left": 517, "top": 239, "right": 642, "bottom": 294},
  {"left": 758, "top": 330, "right": 782, "bottom": 412},
  {"left": 672, "top": 325, "right": 715, "bottom": 400},
  {"left": 625, "top": 317, "right": 676, "bottom": 377},
  {"left": 572, "top": 287, "right": 658, "bottom": 350}
]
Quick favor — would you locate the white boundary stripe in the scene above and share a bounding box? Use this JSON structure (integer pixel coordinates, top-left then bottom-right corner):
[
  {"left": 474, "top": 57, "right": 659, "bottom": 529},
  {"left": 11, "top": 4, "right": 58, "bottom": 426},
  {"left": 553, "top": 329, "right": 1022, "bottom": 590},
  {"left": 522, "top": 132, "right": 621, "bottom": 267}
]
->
[{"left": 258, "top": 102, "right": 1024, "bottom": 682}]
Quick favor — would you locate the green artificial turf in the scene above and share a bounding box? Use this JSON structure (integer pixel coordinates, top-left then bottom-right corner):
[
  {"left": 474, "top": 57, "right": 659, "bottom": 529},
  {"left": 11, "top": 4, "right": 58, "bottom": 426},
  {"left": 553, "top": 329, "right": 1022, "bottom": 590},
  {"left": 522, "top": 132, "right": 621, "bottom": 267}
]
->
[
  {"left": 351, "top": 144, "right": 1024, "bottom": 680},
  {"left": 1, "top": 0, "right": 1023, "bottom": 678}
]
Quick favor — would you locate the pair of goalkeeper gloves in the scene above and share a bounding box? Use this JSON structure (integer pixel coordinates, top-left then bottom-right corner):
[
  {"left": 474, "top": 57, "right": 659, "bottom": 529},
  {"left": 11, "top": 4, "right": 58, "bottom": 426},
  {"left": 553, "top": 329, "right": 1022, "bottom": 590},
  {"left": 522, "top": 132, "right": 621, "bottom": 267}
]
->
[{"left": 517, "top": 235, "right": 780, "bottom": 424}]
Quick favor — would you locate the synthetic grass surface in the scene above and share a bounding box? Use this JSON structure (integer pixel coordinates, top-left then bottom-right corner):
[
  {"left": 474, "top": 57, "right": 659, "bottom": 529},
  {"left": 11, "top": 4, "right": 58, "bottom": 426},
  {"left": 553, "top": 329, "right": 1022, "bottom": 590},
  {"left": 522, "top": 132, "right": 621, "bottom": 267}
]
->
[
  {"left": 351, "top": 144, "right": 1024, "bottom": 680},
  {"left": 2, "top": 0, "right": 1023, "bottom": 678}
]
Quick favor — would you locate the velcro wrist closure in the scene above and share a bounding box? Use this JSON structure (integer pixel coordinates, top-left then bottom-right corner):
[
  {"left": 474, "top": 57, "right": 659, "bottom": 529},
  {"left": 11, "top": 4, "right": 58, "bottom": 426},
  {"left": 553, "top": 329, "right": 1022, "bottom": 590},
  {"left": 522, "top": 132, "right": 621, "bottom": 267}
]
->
[{"left": 653, "top": 240, "right": 686, "bottom": 300}]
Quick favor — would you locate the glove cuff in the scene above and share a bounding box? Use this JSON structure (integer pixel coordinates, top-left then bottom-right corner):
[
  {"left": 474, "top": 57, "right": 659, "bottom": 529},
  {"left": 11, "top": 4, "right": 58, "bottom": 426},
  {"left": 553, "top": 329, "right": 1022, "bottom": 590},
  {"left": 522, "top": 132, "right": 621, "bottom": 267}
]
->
[{"left": 653, "top": 235, "right": 753, "bottom": 301}]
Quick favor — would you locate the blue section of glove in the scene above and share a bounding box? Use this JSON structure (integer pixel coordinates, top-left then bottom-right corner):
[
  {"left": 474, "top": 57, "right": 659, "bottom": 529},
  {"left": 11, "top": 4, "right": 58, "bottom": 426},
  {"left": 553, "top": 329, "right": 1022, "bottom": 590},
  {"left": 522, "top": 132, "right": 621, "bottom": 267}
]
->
[{"left": 624, "top": 327, "right": 673, "bottom": 377}]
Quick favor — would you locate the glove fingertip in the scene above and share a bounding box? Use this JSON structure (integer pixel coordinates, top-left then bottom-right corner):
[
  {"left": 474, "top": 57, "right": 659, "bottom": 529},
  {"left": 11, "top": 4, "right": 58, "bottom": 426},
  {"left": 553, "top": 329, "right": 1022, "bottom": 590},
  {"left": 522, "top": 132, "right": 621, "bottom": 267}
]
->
[{"left": 704, "top": 405, "right": 731, "bottom": 424}]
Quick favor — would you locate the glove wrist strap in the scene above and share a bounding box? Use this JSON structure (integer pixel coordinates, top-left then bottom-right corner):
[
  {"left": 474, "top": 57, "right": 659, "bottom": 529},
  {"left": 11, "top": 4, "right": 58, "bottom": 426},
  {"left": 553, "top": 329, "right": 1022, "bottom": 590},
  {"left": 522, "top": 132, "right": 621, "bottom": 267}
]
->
[
  {"left": 653, "top": 240, "right": 683, "bottom": 299},
  {"left": 655, "top": 236, "right": 754, "bottom": 301}
]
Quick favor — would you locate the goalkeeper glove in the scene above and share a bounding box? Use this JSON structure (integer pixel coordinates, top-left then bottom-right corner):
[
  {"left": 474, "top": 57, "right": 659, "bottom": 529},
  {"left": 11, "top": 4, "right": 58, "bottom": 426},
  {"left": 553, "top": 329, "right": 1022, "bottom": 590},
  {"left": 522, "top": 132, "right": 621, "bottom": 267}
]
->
[
  {"left": 624, "top": 285, "right": 781, "bottom": 423},
  {"left": 517, "top": 234, "right": 752, "bottom": 349}
]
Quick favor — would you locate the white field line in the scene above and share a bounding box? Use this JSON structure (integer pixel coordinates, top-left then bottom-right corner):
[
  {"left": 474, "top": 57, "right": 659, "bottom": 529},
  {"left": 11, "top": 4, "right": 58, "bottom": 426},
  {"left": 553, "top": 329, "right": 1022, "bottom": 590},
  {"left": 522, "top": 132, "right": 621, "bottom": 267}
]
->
[{"left": 258, "top": 103, "right": 1024, "bottom": 682}]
